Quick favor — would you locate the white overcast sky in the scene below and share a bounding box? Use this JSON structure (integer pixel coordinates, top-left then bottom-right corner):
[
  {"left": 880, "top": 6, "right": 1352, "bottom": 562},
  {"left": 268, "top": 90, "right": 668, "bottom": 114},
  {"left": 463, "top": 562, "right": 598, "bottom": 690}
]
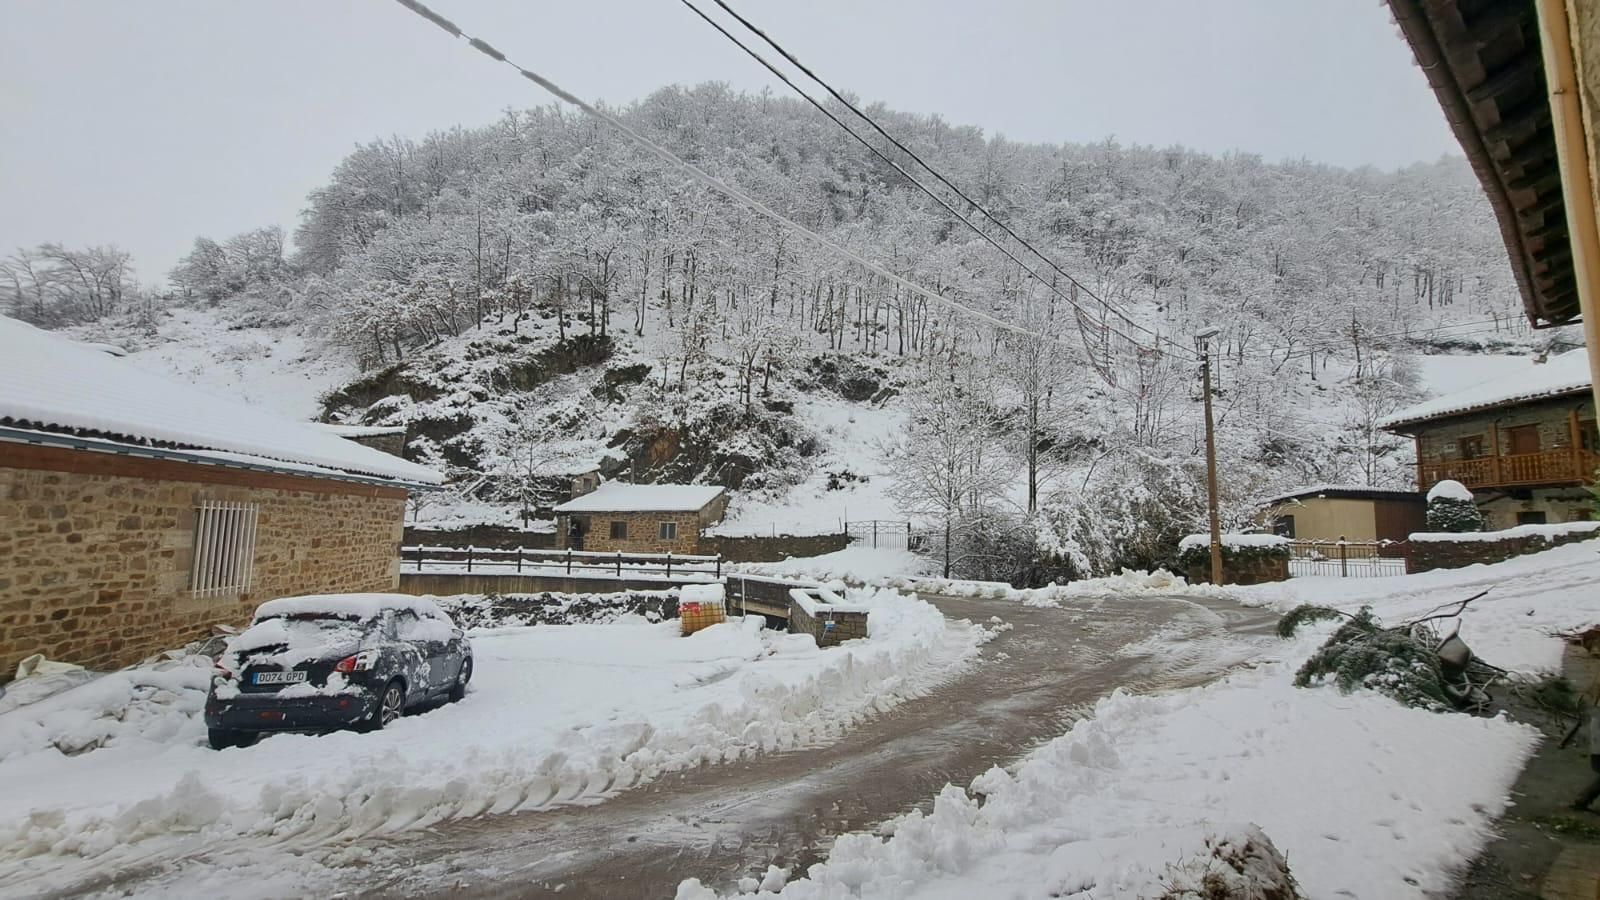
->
[{"left": 0, "top": 1, "right": 1459, "bottom": 283}]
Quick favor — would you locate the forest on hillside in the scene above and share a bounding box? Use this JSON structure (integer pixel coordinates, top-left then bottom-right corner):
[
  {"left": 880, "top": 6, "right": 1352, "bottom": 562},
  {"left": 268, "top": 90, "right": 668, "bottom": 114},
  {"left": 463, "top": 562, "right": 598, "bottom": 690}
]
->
[{"left": 1, "top": 84, "right": 1568, "bottom": 580}]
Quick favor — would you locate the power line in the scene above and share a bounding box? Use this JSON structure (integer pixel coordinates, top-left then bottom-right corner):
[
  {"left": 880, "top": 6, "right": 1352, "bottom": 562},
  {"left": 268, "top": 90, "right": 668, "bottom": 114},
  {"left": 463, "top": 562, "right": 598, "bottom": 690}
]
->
[
  {"left": 679, "top": 0, "right": 1181, "bottom": 359},
  {"left": 389, "top": 0, "right": 1145, "bottom": 359},
  {"left": 694, "top": 0, "right": 1171, "bottom": 353}
]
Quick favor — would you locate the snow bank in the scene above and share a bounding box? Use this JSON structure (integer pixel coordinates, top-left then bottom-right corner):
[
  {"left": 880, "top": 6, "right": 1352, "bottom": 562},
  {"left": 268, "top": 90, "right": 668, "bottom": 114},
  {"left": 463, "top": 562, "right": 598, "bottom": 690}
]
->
[
  {"left": 876, "top": 568, "right": 1233, "bottom": 606},
  {"left": 0, "top": 590, "right": 978, "bottom": 889},
  {"left": 0, "top": 658, "right": 212, "bottom": 763},
  {"left": 731, "top": 546, "right": 934, "bottom": 583},
  {"left": 1426, "top": 478, "right": 1474, "bottom": 502},
  {"left": 1238, "top": 538, "right": 1600, "bottom": 673},
  {"left": 681, "top": 635, "right": 1535, "bottom": 900},
  {"left": 1409, "top": 521, "right": 1600, "bottom": 543}
]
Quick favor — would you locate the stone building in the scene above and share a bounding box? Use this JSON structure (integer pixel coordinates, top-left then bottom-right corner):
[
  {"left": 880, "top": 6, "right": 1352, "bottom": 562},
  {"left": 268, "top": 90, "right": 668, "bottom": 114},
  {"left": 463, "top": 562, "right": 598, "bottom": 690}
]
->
[
  {"left": 1263, "top": 485, "right": 1426, "bottom": 543},
  {"left": 313, "top": 423, "right": 409, "bottom": 458},
  {"left": 1383, "top": 350, "right": 1597, "bottom": 530},
  {"left": 0, "top": 317, "right": 441, "bottom": 679},
  {"left": 553, "top": 483, "right": 728, "bottom": 555}
]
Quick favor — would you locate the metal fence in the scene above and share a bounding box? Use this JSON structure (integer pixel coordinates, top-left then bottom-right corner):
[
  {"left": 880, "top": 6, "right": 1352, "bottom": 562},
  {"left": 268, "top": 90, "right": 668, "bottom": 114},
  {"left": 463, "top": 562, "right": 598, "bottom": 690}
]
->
[
  {"left": 845, "top": 520, "right": 928, "bottom": 551},
  {"left": 1286, "top": 539, "right": 1408, "bottom": 578}
]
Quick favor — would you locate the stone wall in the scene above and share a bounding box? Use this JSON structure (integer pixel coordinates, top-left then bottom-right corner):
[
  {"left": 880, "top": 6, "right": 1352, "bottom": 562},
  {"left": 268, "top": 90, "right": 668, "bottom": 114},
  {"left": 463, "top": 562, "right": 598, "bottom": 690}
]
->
[
  {"left": 1, "top": 447, "right": 405, "bottom": 680},
  {"left": 557, "top": 510, "right": 709, "bottom": 555},
  {"left": 703, "top": 532, "right": 848, "bottom": 563},
  {"left": 1406, "top": 530, "right": 1600, "bottom": 574},
  {"left": 404, "top": 524, "right": 557, "bottom": 550},
  {"left": 1185, "top": 555, "right": 1290, "bottom": 586},
  {"left": 788, "top": 598, "right": 869, "bottom": 648},
  {"left": 341, "top": 431, "right": 407, "bottom": 458},
  {"left": 1415, "top": 399, "right": 1593, "bottom": 468}
]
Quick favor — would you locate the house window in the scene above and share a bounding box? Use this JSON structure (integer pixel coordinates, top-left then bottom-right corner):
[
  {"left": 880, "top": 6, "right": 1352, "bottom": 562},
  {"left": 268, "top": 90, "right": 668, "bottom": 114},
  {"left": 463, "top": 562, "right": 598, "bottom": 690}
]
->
[
  {"left": 1272, "top": 515, "right": 1296, "bottom": 538},
  {"left": 191, "top": 500, "right": 259, "bottom": 597},
  {"left": 658, "top": 522, "right": 678, "bottom": 540},
  {"left": 1517, "top": 511, "right": 1548, "bottom": 525},
  {"left": 1457, "top": 436, "right": 1484, "bottom": 460},
  {"left": 609, "top": 520, "right": 628, "bottom": 540}
]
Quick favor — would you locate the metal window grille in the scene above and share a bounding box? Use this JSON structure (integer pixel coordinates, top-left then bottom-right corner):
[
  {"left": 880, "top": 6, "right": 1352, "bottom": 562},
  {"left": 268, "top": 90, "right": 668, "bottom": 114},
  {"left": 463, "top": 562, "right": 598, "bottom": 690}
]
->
[
  {"left": 658, "top": 522, "right": 678, "bottom": 540},
  {"left": 190, "top": 500, "right": 259, "bottom": 597}
]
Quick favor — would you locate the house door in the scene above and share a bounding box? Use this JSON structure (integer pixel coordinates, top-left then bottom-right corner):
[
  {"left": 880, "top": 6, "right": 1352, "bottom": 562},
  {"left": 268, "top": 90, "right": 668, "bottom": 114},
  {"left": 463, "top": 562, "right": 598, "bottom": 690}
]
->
[{"left": 1505, "top": 425, "right": 1541, "bottom": 455}]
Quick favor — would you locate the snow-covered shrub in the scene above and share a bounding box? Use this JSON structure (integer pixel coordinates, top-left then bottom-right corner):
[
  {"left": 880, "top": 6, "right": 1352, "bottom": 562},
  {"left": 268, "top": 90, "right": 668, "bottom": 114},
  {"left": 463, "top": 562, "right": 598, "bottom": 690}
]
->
[
  {"left": 1037, "top": 451, "right": 1219, "bottom": 577},
  {"left": 1157, "top": 825, "right": 1304, "bottom": 900},
  {"left": 1425, "top": 479, "right": 1482, "bottom": 533}
]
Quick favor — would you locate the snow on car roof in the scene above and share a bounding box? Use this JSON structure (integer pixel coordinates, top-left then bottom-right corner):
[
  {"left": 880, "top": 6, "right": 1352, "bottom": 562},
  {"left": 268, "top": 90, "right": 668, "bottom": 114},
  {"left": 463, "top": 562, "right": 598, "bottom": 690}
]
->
[
  {"left": 0, "top": 316, "right": 442, "bottom": 486},
  {"left": 1383, "top": 348, "right": 1593, "bottom": 429},
  {"left": 254, "top": 593, "right": 452, "bottom": 622},
  {"left": 553, "top": 482, "right": 726, "bottom": 513}
]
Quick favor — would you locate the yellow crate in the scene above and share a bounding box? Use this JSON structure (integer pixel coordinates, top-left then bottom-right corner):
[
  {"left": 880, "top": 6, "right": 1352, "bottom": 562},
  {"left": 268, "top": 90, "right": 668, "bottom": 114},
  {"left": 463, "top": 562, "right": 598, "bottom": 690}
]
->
[{"left": 679, "top": 600, "right": 727, "bottom": 636}]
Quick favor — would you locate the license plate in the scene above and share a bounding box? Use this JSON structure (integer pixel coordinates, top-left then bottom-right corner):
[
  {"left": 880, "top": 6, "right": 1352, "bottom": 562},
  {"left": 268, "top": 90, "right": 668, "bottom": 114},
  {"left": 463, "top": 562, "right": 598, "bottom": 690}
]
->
[{"left": 253, "top": 671, "right": 308, "bottom": 685}]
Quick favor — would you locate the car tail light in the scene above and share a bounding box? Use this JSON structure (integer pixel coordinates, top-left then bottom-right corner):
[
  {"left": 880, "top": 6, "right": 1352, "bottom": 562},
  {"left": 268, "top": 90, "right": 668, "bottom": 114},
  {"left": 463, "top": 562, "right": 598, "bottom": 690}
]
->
[
  {"left": 213, "top": 660, "right": 235, "bottom": 680},
  {"left": 334, "top": 649, "right": 380, "bottom": 673}
]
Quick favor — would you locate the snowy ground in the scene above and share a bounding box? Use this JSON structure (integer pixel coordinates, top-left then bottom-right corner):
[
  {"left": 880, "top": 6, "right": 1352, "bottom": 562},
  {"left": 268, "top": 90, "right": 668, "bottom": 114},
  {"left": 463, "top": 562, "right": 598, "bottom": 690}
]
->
[
  {"left": 0, "top": 589, "right": 979, "bottom": 898},
  {"left": 680, "top": 540, "right": 1600, "bottom": 899}
]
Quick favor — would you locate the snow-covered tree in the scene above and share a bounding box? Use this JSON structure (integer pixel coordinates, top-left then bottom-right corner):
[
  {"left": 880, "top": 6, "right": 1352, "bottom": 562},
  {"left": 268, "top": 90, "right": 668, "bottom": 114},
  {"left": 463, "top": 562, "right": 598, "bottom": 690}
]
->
[{"left": 1425, "top": 480, "right": 1483, "bottom": 533}]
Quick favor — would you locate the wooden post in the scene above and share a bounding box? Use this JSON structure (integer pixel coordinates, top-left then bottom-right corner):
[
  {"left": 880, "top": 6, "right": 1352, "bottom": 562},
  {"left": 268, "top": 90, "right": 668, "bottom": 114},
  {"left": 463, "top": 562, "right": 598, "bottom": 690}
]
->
[
  {"left": 665, "top": 552, "right": 673, "bottom": 578},
  {"left": 1339, "top": 535, "right": 1348, "bottom": 579},
  {"left": 1569, "top": 407, "right": 1583, "bottom": 482},
  {"left": 1488, "top": 423, "right": 1501, "bottom": 485},
  {"left": 466, "top": 544, "right": 474, "bottom": 573},
  {"left": 615, "top": 552, "right": 623, "bottom": 577},
  {"left": 515, "top": 547, "right": 522, "bottom": 574}
]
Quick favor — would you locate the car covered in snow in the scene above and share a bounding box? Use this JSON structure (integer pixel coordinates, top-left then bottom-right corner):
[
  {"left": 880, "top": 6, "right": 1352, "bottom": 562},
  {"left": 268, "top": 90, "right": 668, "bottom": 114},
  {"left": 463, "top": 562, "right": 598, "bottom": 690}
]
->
[{"left": 204, "top": 594, "right": 472, "bottom": 749}]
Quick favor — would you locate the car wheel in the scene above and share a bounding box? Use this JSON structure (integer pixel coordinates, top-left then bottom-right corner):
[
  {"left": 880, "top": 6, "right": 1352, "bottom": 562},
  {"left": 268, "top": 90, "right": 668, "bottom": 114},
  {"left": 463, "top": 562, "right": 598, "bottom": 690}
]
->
[
  {"left": 366, "top": 679, "right": 405, "bottom": 731},
  {"left": 448, "top": 658, "right": 472, "bottom": 703}
]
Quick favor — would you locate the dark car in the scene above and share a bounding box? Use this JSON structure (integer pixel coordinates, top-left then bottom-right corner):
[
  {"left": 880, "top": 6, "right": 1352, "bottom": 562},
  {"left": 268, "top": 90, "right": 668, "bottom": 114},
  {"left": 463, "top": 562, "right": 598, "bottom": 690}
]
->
[{"left": 205, "top": 593, "right": 472, "bottom": 749}]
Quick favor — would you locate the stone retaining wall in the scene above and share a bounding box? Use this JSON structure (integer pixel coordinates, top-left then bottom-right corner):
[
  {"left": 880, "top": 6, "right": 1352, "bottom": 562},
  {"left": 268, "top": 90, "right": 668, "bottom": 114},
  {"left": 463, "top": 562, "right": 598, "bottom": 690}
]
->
[
  {"left": 703, "top": 532, "right": 848, "bottom": 563},
  {"left": 1185, "top": 555, "right": 1290, "bottom": 586},
  {"left": 1405, "top": 530, "right": 1600, "bottom": 573}
]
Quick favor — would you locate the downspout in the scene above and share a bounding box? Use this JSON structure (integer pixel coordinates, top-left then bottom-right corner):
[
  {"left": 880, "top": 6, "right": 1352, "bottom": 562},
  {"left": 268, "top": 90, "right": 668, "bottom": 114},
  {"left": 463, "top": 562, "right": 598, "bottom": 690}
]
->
[{"left": 1536, "top": 0, "right": 1600, "bottom": 424}]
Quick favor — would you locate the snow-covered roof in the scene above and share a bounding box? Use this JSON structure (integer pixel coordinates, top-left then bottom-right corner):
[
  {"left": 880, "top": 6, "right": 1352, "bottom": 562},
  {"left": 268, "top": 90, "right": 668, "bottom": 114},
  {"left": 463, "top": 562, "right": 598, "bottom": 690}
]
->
[
  {"left": 0, "top": 316, "right": 442, "bottom": 486},
  {"left": 1264, "top": 484, "right": 1421, "bottom": 505},
  {"left": 313, "top": 423, "right": 408, "bottom": 438},
  {"left": 553, "top": 482, "right": 725, "bottom": 513},
  {"left": 1383, "top": 348, "right": 1593, "bottom": 430}
]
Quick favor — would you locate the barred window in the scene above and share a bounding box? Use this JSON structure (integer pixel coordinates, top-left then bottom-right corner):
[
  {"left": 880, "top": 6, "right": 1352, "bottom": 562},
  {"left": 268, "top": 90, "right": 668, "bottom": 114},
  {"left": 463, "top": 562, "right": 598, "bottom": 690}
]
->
[
  {"left": 191, "top": 500, "right": 259, "bottom": 597},
  {"left": 609, "top": 520, "right": 628, "bottom": 539},
  {"left": 658, "top": 521, "right": 678, "bottom": 540}
]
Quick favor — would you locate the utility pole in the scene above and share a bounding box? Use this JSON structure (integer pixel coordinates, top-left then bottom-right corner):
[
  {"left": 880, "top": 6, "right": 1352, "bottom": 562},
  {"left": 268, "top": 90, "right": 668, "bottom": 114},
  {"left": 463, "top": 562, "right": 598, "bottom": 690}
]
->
[{"left": 1196, "top": 328, "right": 1223, "bottom": 585}]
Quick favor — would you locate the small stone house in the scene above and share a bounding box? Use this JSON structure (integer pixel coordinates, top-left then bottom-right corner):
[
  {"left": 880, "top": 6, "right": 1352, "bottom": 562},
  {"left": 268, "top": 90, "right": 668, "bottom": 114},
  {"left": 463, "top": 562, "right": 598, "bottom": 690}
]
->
[
  {"left": 1263, "top": 485, "right": 1425, "bottom": 543},
  {"left": 0, "top": 316, "right": 442, "bottom": 679},
  {"left": 313, "top": 423, "right": 409, "bottom": 458},
  {"left": 553, "top": 483, "right": 729, "bottom": 555},
  {"left": 1382, "top": 350, "right": 1597, "bottom": 530}
]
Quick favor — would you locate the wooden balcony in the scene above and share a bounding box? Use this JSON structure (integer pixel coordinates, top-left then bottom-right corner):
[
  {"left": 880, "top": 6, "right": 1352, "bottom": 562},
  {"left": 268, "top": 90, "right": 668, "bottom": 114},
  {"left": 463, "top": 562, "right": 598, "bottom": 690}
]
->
[{"left": 1419, "top": 449, "right": 1600, "bottom": 492}]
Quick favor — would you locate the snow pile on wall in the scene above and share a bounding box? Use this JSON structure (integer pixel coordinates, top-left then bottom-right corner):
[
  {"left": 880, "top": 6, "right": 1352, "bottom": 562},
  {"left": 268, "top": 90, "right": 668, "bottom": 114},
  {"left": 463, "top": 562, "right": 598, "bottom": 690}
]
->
[
  {"left": 732, "top": 546, "right": 934, "bottom": 583},
  {"left": 875, "top": 568, "right": 1233, "bottom": 606},
  {"left": 679, "top": 634, "right": 1534, "bottom": 900},
  {"left": 1409, "top": 521, "right": 1600, "bottom": 543},
  {"left": 0, "top": 590, "right": 978, "bottom": 890},
  {"left": 1177, "top": 533, "right": 1291, "bottom": 552}
]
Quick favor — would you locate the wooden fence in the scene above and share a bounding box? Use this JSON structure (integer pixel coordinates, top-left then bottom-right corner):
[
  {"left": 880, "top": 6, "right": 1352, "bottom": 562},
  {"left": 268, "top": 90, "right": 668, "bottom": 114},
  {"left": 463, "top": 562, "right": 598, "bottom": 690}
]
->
[{"left": 402, "top": 544, "right": 722, "bottom": 580}]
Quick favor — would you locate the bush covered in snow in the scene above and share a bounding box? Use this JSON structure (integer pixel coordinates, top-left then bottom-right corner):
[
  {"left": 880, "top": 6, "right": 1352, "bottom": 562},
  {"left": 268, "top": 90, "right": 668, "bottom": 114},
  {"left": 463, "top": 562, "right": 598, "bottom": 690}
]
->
[{"left": 1425, "top": 480, "right": 1483, "bottom": 533}]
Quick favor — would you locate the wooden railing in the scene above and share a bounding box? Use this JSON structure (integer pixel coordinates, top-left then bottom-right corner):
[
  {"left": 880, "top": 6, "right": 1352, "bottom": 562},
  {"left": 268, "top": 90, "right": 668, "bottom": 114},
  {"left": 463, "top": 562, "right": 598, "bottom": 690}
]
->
[
  {"left": 1419, "top": 449, "right": 1599, "bottom": 490},
  {"left": 401, "top": 545, "right": 722, "bottom": 580}
]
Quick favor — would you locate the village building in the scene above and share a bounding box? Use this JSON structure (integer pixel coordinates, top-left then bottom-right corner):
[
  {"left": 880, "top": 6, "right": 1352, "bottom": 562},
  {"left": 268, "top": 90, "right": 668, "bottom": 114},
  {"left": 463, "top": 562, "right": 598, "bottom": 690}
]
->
[
  {"left": 1382, "top": 349, "right": 1597, "bottom": 529},
  {"left": 1263, "top": 485, "right": 1426, "bottom": 543},
  {"left": 0, "top": 316, "right": 442, "bottom": 678},
  {"left": 552, "top": 483, "right": 728, "bottom": 555}
]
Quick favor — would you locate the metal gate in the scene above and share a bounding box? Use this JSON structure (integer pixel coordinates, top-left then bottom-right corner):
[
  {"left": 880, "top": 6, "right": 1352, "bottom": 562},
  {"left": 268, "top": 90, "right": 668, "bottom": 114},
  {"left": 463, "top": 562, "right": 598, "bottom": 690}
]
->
[
  {"left": 1287, "top": 539, "right": 1408, "bottom": 578},
  {"left": 845, "top": 520, "right": 922, "bottom": 551}
]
